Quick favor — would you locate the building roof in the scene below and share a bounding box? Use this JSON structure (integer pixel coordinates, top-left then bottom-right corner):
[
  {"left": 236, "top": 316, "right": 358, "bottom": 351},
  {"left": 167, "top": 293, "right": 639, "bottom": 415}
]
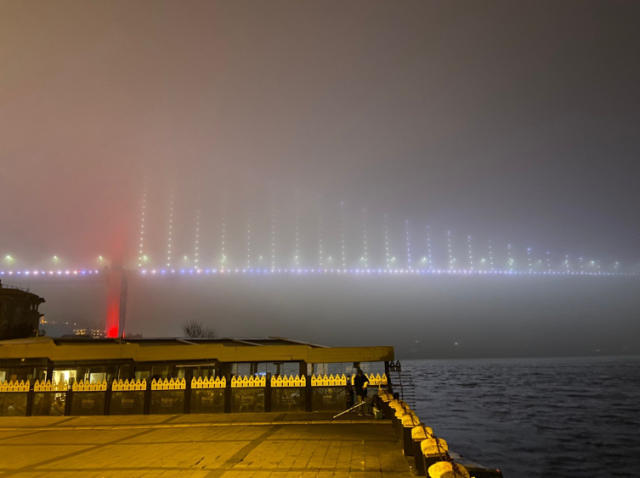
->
[
  {"left": 0, "top": 336, "right": 394, "bottom": 364},
  {"left": 0, "top": 281, "right": 46, "bottom": 303}
]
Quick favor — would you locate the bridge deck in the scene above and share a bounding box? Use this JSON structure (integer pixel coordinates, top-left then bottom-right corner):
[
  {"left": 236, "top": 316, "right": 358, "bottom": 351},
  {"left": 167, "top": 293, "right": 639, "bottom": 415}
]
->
[{"left": 0, "top": 413, "right": 413, "bottom": 478}]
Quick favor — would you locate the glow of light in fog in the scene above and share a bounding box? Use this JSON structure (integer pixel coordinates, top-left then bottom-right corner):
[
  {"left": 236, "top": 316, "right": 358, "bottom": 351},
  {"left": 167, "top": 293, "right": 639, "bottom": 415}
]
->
[
  {"left": 294, "top": 197, "right": 300, "bottom": 267},
  {"left": 220, "top": 201, "right": 227, "bottom": 270},
  {"left": 194, "top": 194, "right": 201, "bottom": 269},
  {"left": 271, "top": 197, "right": 276, "bottom": 272},
  {"left": 0, "top": 267, "right": 635, "bottom": 278},
  {"left": 246, "top": 210, "right": 251, "bottom": 269},
  {"left": 405, "top": 220, "right": 412, "bottom": 269},
  {"left": 3, "top": 191, "right": 638, "bottom": 277},
  {"left": 137, "top": 180, "right": 148, "bottom": 269},
  {"left": 340, "top": 201, "right": 346, "bottom": 269},
  {"left": 317, "top": 203, "right": 323, "bottom": 268},
  {"left": 488, "top": 240, "right": 494, "bottom": 271},
  {"left": 166, "top": 187, "right": 174, "bottom": 268},
  {"left": 361, "top": 209, "right": 369, "bottom": 268},
  {"left": 426, "top": 225, "right": 433, "bottom": 270},
  {"left": 384, "top": 214, "right": 391, "bottom": 270}
]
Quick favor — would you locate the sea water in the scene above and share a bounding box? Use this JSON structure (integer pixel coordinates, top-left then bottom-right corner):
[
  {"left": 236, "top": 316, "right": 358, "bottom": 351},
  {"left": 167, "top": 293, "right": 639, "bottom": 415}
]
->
[{"left": 405, "top": 355, "right": 640, "bottom": 478}]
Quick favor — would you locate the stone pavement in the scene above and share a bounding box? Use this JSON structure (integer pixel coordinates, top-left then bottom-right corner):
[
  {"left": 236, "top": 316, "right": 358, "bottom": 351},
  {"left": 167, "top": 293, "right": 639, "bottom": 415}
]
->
[{"left": 0, "top": 413, "right": 414, "bottom": 478}]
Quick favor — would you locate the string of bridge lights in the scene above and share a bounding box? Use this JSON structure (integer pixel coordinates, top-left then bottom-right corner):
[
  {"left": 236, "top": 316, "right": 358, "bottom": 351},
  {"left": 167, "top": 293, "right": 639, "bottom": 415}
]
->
[
  {"left": 405, "top": 220, "right": 412, "bottom": 270},
  {"left": 194, "top": 195, "right": 201, "bottom": 270},
  {"left": 317, "top": 202, "right": 324, "bottom": 269},
  {"left": 294, "top": 201, "right": 300, "bottom": 268},
  {"left": 220, "top": 202, "right": 227, "bottom": 270},
  {"left": 488, "top": 240, "right": 495, "bottom": 270},
  {"left": 166, "top": 187, "right": 174, "bottom": 269},
  {"left": 1, "top": 235, "right": 633, "bottom": 278},
  {"left": 0, "top": 242, "right": 633, "bottom": 278},
  {"left": 2, "top": 190, "right": 637, "bottom": 277},
  {"left": 384, "top": 215, "right": 391, "bottom": 270},
  {"left": 0, "top": 267, "right": 633, "bottom": 278},
  {"left": 361, "top": 209, "right": 369, "bottom": 268},
  {"left": 271, "top": 198, "right": 276, "bottom": 271},
  {"left": 340, "top": 202, "right": 347, "bottom": 269},
  {"left": 246, "top": 211, "right": 251, "bottom": 269},
  {"left": 426, "top": 225, "right": 433, "bottom": 269},
  {"left": 137, "top": 180, "right": 148, "bottom": 268}
]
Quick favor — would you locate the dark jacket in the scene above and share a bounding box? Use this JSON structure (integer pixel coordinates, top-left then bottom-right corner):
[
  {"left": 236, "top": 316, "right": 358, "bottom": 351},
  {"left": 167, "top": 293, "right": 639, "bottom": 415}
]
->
[{"left": 354, "top": 374, "right": 369, "bottom": 397}]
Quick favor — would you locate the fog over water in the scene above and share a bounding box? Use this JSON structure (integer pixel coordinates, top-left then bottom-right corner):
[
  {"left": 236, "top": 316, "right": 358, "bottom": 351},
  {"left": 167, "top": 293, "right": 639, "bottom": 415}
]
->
[
  {"left": 1, "top": 1, "right": 639, "bottom": 357},
  {"left": 23, "top": 275, "right": 640, "bottom": 358}
]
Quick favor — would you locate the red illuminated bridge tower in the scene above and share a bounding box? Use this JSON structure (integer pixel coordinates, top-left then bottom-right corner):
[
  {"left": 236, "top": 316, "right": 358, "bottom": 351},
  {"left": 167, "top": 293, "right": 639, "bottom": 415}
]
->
[{"left": 105, "top": 263, "right": 129, "bottom": 338}]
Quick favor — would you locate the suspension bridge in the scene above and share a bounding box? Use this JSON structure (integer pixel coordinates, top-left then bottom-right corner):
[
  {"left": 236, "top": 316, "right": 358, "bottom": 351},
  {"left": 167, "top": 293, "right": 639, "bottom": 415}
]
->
[{"left": 2, "top": 188, "right": 638, "bottom": 338}]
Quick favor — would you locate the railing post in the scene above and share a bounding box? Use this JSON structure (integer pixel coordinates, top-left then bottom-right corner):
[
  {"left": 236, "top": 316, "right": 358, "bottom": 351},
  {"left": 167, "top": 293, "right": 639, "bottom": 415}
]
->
[
  {"left": 143, "top": 381, "right": 151, "bottom": 415},
  {"left": 184, "top": 382, "right": 191, "bottom": 414},
  {"left": 26, "top": 388, "right": 33, "bottom": 417},
  {"left": 224, "top": 374, "right": 231, "bottom": 413},
  {"left": 64, "top": 390, "right": 72, "bottom": 416},
  {"left": 104, "top": 387, "right": 111, "bottom": 415},
  {"left": 305, "top": 375, "right": 312, "bottom": 412},
  {"left": 265, "top": 373, "right": 271, "bottom": 413}
]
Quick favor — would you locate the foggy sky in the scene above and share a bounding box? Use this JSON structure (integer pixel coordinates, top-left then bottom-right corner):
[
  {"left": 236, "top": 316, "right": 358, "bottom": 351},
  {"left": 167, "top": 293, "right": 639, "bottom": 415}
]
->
[{"left": 1, "top": 1, "right": 639, "bottom": 357}]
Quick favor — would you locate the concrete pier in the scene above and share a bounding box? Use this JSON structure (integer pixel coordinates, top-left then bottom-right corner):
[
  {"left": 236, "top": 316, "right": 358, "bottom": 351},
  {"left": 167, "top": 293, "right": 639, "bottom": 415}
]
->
[{"left": 0, "top": 412, "right": 413, "bottom": 478}]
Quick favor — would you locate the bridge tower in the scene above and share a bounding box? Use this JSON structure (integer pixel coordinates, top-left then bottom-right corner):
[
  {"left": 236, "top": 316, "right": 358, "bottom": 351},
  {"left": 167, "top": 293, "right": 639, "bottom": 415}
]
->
[{"left": 105, "top": 263, "right": 128, "bottom": 338}]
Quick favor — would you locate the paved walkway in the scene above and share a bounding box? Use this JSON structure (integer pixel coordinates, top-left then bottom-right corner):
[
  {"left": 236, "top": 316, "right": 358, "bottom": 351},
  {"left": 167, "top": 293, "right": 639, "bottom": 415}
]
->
[{"left": 0, "top": 413, "right": 413, "bottom": 478}]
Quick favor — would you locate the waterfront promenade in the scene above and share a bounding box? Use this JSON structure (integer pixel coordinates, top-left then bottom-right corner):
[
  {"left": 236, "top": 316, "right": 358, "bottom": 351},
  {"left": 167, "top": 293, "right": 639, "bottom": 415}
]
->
[{"left": 0, "top": 412, "right": 413, "bottom": 478}]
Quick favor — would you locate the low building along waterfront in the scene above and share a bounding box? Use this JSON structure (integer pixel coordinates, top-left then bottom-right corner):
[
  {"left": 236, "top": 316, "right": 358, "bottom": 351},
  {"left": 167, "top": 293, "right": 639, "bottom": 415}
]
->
[{"left": 0, "top": 281, "right": 45, "bottom": 341}]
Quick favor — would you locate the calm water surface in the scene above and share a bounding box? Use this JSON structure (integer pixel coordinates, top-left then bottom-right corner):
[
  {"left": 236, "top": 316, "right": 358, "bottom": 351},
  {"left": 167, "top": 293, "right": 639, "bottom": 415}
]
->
[{"left": 404, "top": 356, "right": 640, "bottom": 478}]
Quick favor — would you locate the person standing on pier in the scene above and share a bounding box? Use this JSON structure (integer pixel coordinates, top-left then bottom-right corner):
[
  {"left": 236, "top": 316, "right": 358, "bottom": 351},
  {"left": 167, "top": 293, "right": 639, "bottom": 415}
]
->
[{"left": 354, "top": 369, "right": 370, "bottom": 416}]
